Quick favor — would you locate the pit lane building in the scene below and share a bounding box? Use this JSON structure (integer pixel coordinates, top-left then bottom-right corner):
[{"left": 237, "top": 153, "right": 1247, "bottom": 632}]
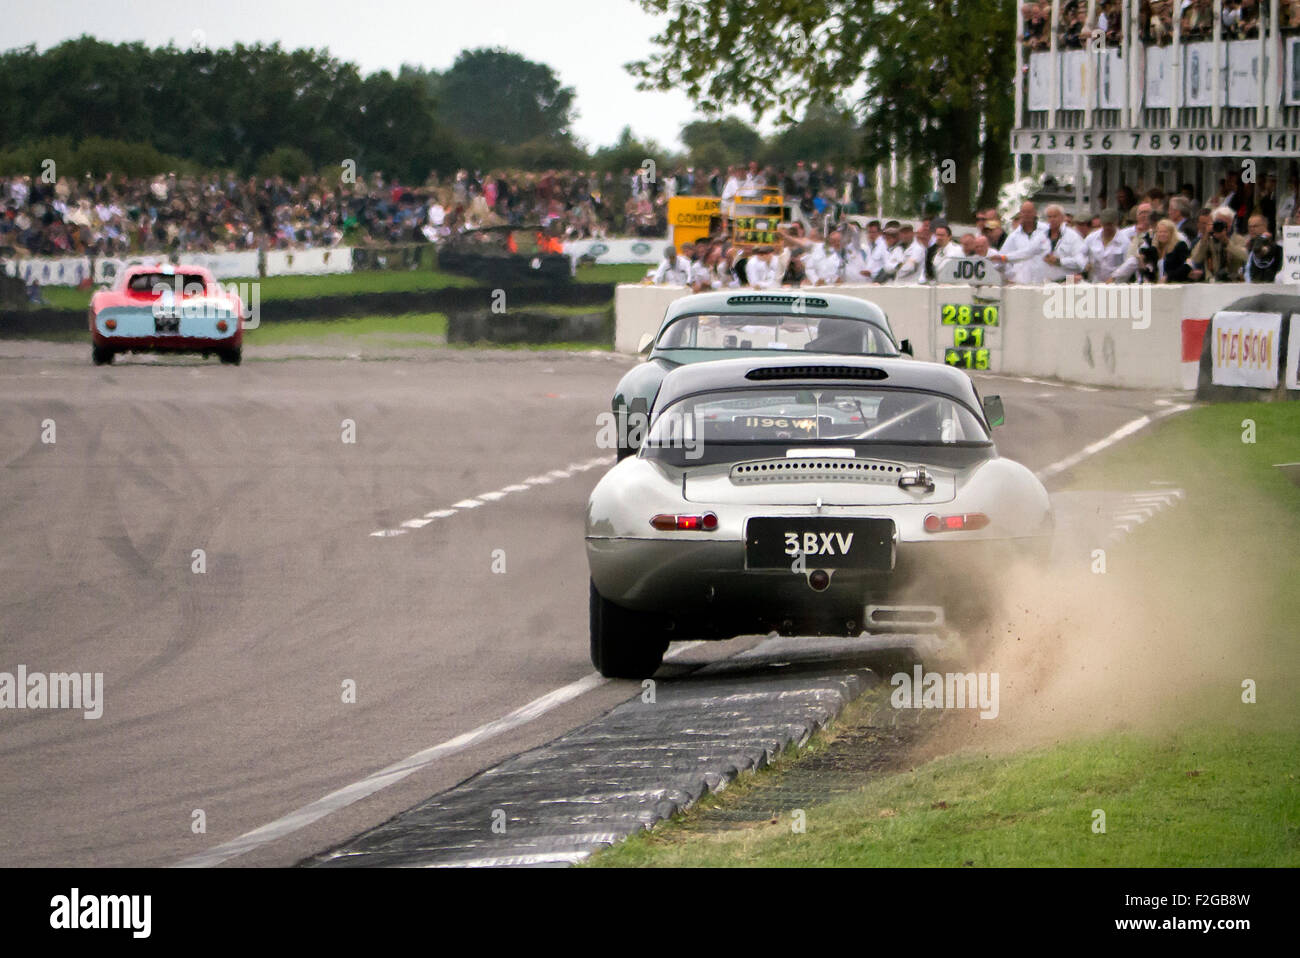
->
[{"left": 1011, "top": 0, "right": 1299, "bottom": 208}]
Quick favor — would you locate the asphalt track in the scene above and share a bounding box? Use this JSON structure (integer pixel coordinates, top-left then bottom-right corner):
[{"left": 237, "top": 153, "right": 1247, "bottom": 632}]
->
[{"left": 0, "top": 341, "right": 1189, "bottom": 867}]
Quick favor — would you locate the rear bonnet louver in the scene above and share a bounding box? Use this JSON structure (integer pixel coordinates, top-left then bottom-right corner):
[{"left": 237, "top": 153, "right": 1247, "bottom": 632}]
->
[
  {"left": 730, "top": 457, "right": 907, "bottom": 484},
  {"left": 745, "top": 365, "right": 888, "bottom": 381},
  {"left": 726, "top": 294, "right": 828, "bottom": 309}
]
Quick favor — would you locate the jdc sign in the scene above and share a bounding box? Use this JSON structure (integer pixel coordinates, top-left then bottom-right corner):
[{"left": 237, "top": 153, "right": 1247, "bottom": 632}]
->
[
  {"left": 936, "top": 256, "right": 1002, "bottom": 286},
  {"left": 1282, "top": 226, "right": 1300, "bottom": 285}
]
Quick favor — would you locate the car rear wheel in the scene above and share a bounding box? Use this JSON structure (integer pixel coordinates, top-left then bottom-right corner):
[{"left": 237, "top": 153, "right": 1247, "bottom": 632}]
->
[
  {"left": 91, "top": 345, "right": 114, "bottom": 366},
  {"left": 219, "top": 347, "right": 242, "bottom": 366},
  {"left": 589, "top": 580, "right": 668, "bottom": 679}
]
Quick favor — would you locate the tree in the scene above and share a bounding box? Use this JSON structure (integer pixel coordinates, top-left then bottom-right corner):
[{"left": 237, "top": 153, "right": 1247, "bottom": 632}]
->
[
  {"left": 437, "top": 48, "right": 577, "bottom": 147},
  {"left": 626, "top": 0, "right": 1015, "bottom": 218},
  {"left": 681, "top": 116, "right": 761, "bottom": 165},
  {"left": 591, "top": 126, "right": 669, "bottom": 175},
  {"left": 762, "top": 102, "right": 858, "bottom": 169}
]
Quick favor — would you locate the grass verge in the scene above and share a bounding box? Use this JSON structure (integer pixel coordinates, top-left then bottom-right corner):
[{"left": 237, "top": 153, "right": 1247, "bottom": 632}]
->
[
  {"left": 243, "top": 312, "right": 447, "bottom": 346},
  {"left": 589, "top": 401, "right": 1300, "bottom": 867}
]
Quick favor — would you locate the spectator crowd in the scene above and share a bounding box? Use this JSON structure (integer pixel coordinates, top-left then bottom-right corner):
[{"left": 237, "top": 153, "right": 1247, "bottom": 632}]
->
[
  {"left": 1, "top": 161, "right": 876, "bottom": 260},
  {"left": 651, "top": 164, "right": 1300, "bottom": 289},
  {"left": 1021, "top": 0, "right": 1299, "bottom": 50}
]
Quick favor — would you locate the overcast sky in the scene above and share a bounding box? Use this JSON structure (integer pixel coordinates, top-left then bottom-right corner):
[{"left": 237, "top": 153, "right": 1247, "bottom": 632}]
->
[{"left": 8, "top": 0, "right": 735, "bottom": 150}]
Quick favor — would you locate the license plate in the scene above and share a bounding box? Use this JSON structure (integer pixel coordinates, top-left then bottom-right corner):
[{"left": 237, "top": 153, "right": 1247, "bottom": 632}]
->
[
  {"left": 745, "top": 517, "right": 895, "bottom": 570},
  {"left": 154, "top": 314, "right": 180, "bottom": 334}
]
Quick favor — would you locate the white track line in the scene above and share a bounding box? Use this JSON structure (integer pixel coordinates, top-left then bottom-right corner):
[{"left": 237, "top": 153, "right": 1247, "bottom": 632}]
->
[
  {"left": 175, "top": 640, "right": 703, "bottom": 868},
  {"left": 1036, "top": 403, "right": 1191, "bottom": 482},
  {"left": 370, "top": 456, "right": 613, "bottom": 538}
]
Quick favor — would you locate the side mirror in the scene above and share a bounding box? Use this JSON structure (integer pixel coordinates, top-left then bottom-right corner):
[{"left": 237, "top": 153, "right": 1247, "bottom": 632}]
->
[
  {"left": 637, "top": 332, "right": 654, "bottom": 355},
  {"left": 899, "top": 338, "right": 914, "bottom": 356},
  {"left": 983, "top": 395, "right": 1005, "bottom": 428}
]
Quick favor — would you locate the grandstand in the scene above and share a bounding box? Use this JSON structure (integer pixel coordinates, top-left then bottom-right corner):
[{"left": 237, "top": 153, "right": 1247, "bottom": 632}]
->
[{"left": 1012, "top": 0, "right": 1299, "bottom": 207}]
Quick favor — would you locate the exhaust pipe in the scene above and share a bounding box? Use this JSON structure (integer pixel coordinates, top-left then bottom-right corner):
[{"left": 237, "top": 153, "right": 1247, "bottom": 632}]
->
[{"left": 864, "top": 604, "right": 945, "bottom": 633}]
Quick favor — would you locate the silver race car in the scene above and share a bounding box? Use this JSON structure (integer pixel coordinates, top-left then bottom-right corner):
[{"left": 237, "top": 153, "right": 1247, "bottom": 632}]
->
[{"left": 586, "top": 354, "right": 1052, "bottom": 677}]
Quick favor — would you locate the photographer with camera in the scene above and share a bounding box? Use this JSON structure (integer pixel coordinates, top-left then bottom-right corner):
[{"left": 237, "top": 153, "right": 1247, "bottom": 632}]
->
[
  {"left": 1243, "top": 216, "right": 1282, "bottom": 283},
  {"left": 1137, "top": 219, "right": 1192, "bottom": 284},
  {"left": 1188, "top": 206, "right": 1247, "bottom": 282}
]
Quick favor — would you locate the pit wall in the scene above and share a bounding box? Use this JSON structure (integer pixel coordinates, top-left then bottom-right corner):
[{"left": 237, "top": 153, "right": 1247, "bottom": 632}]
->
[{"left": 615, "top": 282, "right": 1263, "bottom": 391}]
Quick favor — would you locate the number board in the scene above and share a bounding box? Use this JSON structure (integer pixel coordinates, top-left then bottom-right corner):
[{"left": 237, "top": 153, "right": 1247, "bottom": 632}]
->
[
  {"left": 938, "top": 303, "right": 1001, "bottom": 371},
  {"left": 732, "top": 216, "right": 781, "bottom": 246},
  {"left": 1011, "top": 129, "right": 1300, "bottom": 158}
]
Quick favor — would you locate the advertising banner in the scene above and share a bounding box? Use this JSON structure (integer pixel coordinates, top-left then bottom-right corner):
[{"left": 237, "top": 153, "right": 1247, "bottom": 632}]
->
[
  {"left": 264, "top": 247, "right": 352, "bottom": 277},
  {"left": 3, "top": 256, "right": 93, "bottom": 286},
  {"left": 1210, "top": 311, "right": 1282, "bottom": 388}
]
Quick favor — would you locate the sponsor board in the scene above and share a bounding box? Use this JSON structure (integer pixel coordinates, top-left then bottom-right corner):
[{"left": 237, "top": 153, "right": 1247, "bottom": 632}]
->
[
  {"left": 1282, "top": 226, "right": 1300, "bottom": 286},
  {"left": 3, "top": 256, "right": 93, "bottom": 286},
  {"left": 563, "top": 238, "right": 663, "bottom": 267},
  {"left": 935, "top": 256, "right": 1002, "bottom": 286},
  {"left": 1287, "top": 316, "right": 1300, "bottom": 391},
  {"left": 264, "top": 247, "right": 352, "bottom": 276},
  {"left": 1210, "top": 311, "right": 1282, "bottom": 389}
]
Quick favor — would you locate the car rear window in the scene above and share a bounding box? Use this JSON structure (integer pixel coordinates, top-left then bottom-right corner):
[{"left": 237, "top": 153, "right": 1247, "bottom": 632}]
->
[
  {"left": 127, "top": 273, "right": 209, "bottom": 295},
  {"left": 646, "top": 386, "right": 989, "bottom": 447},
  {"left": 656, "top": 314, "right": 897, "bottom": 356}
]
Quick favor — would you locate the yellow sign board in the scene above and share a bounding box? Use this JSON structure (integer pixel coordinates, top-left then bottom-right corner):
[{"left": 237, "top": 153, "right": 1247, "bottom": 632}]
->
[{"left": 667, "top": 196, "right": 721, "bottom": 247}]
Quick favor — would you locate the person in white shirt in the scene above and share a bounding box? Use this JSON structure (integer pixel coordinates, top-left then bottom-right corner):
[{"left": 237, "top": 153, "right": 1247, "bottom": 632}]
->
[
  {"left": 651, "top": 244, "right": 691, "bottom": 285},
  {"left": 1082, "top": 209, "right": 1130, "bottom": 282},
  {"left": 1041, "top": 204, "right": 1088, "bottom": 281},
  {"left": 878, "top": 224, "right": 907, "bottom": 282},
  {"left": 688, "top": 248, "right": 716, "bottom": 290},
  {"left": 990, "top": 201, "right": 1049, "bottom": 283},
  {"left": 1111, "top": 202, "right": 1154, "bottom": 282},
  {"left": 893, "top": 223, "right": 927, "bottom": 284},
  {"left": 859, "top": 220, "right": 889, "bottom": 279},
  {"left": 741, "top": 161, "right": 766, "bottom": 191},
  {"left": 806, "top": 231, "right": 848, "bottom": 285},
  {"left": 745, "top": 246, "right": 780, "bottom": 288},
  {"left": 927, "top": 221, "right": 963, "bottom": 282},
  {"left": 720, "top": 166, "right": 741, "bottom": 219}
]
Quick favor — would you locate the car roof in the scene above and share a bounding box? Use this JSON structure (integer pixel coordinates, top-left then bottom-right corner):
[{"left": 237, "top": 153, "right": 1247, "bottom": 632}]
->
[
  {"left": 659, "top": 291, "right": 893, "bottom": 334},
  {"left": 654, "top": 354, "right": 979, "bottom": 411}
]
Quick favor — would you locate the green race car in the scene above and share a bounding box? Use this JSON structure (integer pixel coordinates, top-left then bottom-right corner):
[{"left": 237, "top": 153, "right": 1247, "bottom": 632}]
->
[{"left": 612, "top": 291, "right": 911, "bottom": 459}]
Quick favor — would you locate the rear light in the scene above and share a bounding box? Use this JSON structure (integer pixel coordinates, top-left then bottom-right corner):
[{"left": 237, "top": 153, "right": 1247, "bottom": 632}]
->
[
  {"left": 923, "top": 512, "right": 990, "bottom": 533},
  {"left": 216, "top": 320, "right": 229, "bottom": 332},
  {"left": 105, "top": 319, "right": 117, "bottom": 330},
  {"left": 650, "top": 512, "right": 718, "bottom": 531}
]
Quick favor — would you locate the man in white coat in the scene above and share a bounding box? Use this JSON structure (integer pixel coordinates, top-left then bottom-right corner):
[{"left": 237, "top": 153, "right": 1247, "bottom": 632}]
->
[
  {"left": 651, "top": 244, "right": 691, "bottom": 285},
  {"left": 1040, "top": 204, "right": 1088, "bottom": 281},
  {"left": 1082, "top": 208, "right": 1129, "bottom": 282},
  {"left": 991, "top": 201, "right": 1049, "bottom": 283},
  {"left": 806, "top": 231, "right": 848, "bottom": 285}
]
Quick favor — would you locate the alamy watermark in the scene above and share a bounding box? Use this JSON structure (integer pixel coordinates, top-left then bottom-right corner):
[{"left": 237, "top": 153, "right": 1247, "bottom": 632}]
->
[
  {"left": 150, "top": 277, "right": 261, "bottom": 328},
  {"left": 890, "top": 665, "right": 999, "bottom": 719},
  {"left": 1042, "top": 283, "right": 1151, "bottom": 330},
  {"left": 0, "top": 666, "right": 103, "bottom": 719}
]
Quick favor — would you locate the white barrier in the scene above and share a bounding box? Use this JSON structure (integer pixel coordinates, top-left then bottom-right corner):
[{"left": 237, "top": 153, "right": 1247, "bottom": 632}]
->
[
  {"left": 3, "top": 256, "right": 93, "bottom": 286},
  {"left": 264, "top": 247, "right": 353, "bottom": 276},
  {"left": 613, "top": 282, "right": 1275, "bottom": 391}
]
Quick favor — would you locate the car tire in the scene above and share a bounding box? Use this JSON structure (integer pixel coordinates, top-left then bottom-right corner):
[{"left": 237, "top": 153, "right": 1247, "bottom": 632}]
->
[
  {"left": 219, "top": 347, "right": 242, "bottom": 366},
  {"left": 589, "top": 580, "right": 668, "bottom": 679},
  {"left": 91, "top": 345, "right": 114, "bottom": 366}
]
